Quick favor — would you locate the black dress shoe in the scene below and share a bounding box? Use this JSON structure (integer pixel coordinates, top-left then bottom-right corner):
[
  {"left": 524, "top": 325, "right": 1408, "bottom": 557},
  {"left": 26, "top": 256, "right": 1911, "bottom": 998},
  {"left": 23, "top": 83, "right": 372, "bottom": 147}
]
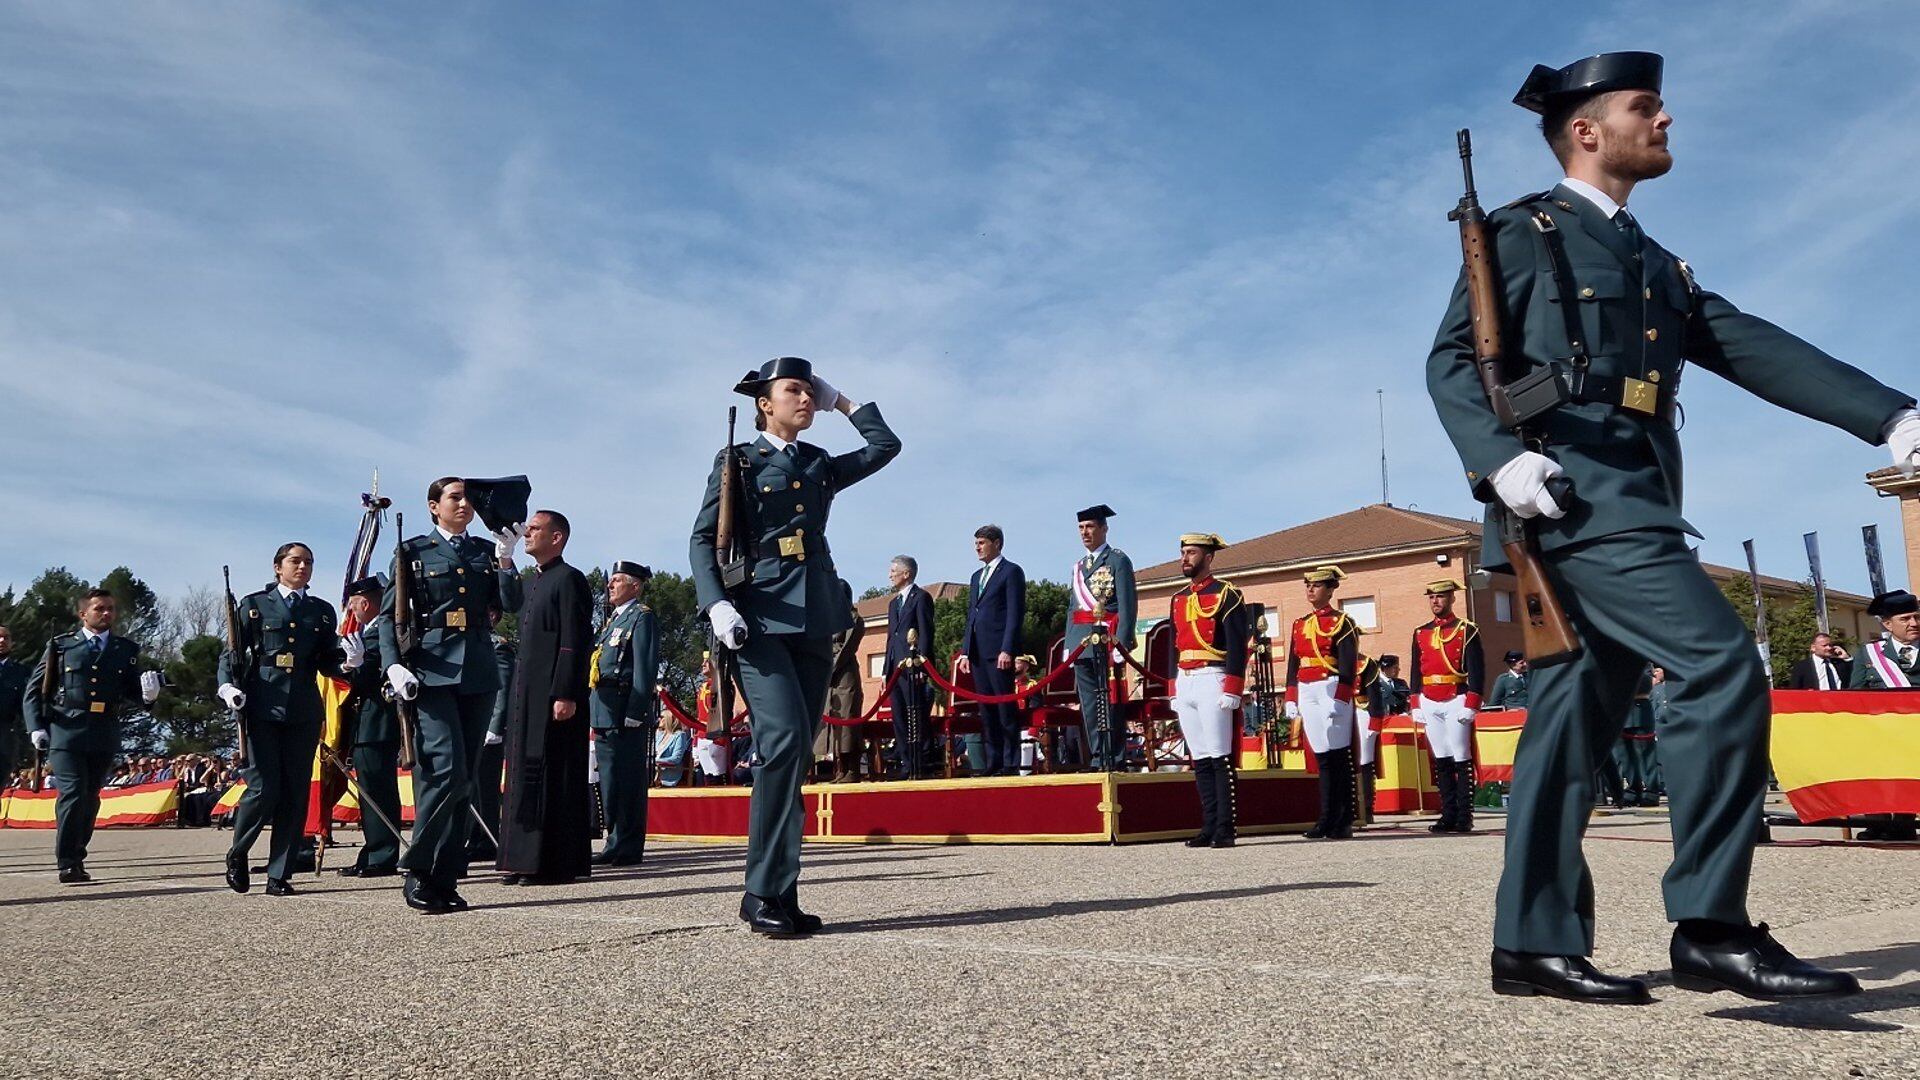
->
[
  {"left": 1211, "top": 834, "right": 1236, "bottom": 849},
  {"left": 779, "top": 892, "right": 824, "bottom": 934},
  {"left": 590, "top": 851, "right": 616, "bottom": 865},
  {"left": 739, "top": 893, "right": 801, "bottom": 938},
  {"left": 1670, "top": 923, "right": 1861, "bottom": 1001},
  {"left": 608, "top": 855, "right": 645, "bottom": 867},
  {"left": 1185, "top": 832, "right": 1214, "bottom": 848},
  {"left": 339, "top": 864, "right": 397, "bottom": 878},
  {"left": 442, "top": 887, "right": 470, "bottom": 911},
  {"left": 1303, "top": 823, "right": 1328, "bottom": 839},
  {"left": 1490, "top": 948, "right": 1652, "bottom": 1004},
  {"left": 501, "top": 874, "right": 524, "bottom": 886},
  {"left": 225, "top": 853, "right": 250, "bottom": 894},
  {"left": 58, "top": 865, "right": 92, "bottom": 885},
  {"left": 264, "top": 878, "right": 297, "bottom": 897},
  {"left": 403, "top": 874, "right": 451, "bottom": 914}
]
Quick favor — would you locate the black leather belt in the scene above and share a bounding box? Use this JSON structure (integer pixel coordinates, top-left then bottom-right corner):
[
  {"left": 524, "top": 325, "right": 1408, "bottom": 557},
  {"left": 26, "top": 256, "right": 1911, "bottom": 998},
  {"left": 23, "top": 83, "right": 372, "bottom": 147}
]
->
[{"left": 1570, "top": 372, "right": 1677, "bottom": 424}]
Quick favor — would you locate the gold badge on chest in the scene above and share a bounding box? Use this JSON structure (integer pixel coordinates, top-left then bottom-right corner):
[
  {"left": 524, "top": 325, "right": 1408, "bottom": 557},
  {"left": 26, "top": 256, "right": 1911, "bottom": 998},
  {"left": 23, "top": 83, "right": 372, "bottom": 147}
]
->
[
  {"left": 1621, "top": 377, "right": 1658, "bottom": 416},
  {"left": 275, "top": 653, "right": 295, "bottom": 670}
]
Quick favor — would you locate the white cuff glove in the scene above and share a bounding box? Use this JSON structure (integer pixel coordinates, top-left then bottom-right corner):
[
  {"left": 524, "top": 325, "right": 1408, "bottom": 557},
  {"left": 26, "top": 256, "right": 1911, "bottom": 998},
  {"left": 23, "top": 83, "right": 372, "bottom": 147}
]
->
[
  {"left": 492, "top": 522, "right": 526, "bottom": 561},
  {"left": 1283, "top": 700, "right": 1301, "bottom": 722},
  {"left": 341, "top": 634, "right": 366, "bottom": 670},
  {"left": 386, "top": 664, "right": 421, "bottom": 701},
  {"left": 810, "top": 374, "right": 842, "bottom": 413},
  {"left": 708, "top": 601, "right": 748, "bottom": 650},
  {"left": 140, "top": 671, "right": 164, "bottom": 703},
  {"left": 1490, "top": 451, "right": 1569, "bottom": 520},
  {"left": 1217, "top": 693, "right": 1243, "bottom": 712},
  {"left": 217, "top": 684, "right": 247, "bottom": 710},
  {"left": 30, "top": 730, "right": 49, "bottom": 751},
  {"left": 1886, "top": 407, "right": 1920, "bottom": 477},
  {"left": 484, "top": 730, "right": 504, "bottom": 746}
]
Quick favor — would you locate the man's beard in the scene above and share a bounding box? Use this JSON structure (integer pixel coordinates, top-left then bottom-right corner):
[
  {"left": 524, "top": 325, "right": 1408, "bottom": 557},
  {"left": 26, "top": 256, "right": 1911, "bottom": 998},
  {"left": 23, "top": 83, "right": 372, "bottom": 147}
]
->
[{"left": 1603, "top": 138, "right": 1672, "bottom": 182}]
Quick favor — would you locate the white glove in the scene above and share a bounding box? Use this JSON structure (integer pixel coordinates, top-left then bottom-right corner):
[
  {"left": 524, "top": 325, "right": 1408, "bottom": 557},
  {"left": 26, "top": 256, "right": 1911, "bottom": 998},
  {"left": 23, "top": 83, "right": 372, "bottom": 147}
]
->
[
  {"left": 492, "top": 522, "right": 526, "bottom": 561},
  {"left": 1886, "top": 407, "right": 1920, "bottom": 477},
  {"left": 341, "top": 634, "right": 366, "bottom": 670},
  {"left": 1490, "top": 451, "right": 1569, "bottom": 520},
  {"left": 708, "top": 601, "right": 748, "bottom": 650},
  {"left": 810, "top": 374, "right": 842, "bottom": 413},
  {"left": 140, "top": 671, "right": 164, "bottom": 703},
  {"left": 386, "top": 664, "right": 421, "bottom": 701},
  {"left": 217, "top": 684, "right": 247, "bottom": 710},
  {"left": 1217, "top": 693, "right": 1243, "bottom": 712},
  {"left": 1283, "top": 700, "right": 1301, "bottom": 722},
  {"left": 484, "top": 730, "right": 504, "bottom": 746},
  {"left": 30, "top": 730, "right": 49, "bottom": 751}
]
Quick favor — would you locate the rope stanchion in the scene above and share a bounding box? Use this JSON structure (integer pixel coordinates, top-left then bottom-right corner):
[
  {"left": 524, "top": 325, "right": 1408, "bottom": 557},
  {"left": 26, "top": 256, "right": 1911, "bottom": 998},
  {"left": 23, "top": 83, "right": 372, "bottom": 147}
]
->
[
  {"left": 820, "top": 663, "right": 912, "bottom": 727},
  {"left": 1113, "top": 641, "right": 1173, "bottom": 686},
  {"left": 656, "top": 688, "right": 745, "bottom": 732},
  {"left": 921, "top": 642, "right": 1091, "bottom": 704}
]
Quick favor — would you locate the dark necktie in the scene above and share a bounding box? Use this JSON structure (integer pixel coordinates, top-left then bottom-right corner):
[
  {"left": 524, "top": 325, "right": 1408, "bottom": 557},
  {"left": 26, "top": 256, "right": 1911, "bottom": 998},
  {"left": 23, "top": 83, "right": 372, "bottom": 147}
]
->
[
  {"left": 784, "top": 444, "right": 799, "bottom": 462},
  {"left": 1616, "top": 209, "right": 1645, "bottom": 254},
  {"left": 88, "top": 635, "right": 104, "bottom": 655}
]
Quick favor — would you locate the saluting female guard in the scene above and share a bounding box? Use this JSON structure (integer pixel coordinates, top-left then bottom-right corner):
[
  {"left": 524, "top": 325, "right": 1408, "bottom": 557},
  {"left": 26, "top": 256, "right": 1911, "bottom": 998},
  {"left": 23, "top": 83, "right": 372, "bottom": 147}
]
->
[
  {"left": 219, "top": 543, "right": 362, "bottom": 896},
  {"left": 691, "top": 357, "right": 900, "bottom": 937},
  {"left": 378, "top": 477, "right": 526, "bottom": 914}
]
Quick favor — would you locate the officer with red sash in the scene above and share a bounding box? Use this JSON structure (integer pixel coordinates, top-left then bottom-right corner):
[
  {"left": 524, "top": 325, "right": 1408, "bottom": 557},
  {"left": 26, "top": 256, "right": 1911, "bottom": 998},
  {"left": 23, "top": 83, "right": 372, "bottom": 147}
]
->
[
  {"left": 1284, "top": 565, "right": 1359, "bottom": 839},
  {"left": 1169, "top": 533, "right": 1251, "bottom": 848},
  {"left": 1410, "top": 580, "right": 1485, "bottom": 833}
]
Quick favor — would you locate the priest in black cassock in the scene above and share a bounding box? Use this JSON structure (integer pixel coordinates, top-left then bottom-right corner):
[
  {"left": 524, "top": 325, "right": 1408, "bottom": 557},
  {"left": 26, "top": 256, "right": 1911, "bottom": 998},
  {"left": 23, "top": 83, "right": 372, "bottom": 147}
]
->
[{"left": 498, "top": 509, "right": 596, "bottom": 885}]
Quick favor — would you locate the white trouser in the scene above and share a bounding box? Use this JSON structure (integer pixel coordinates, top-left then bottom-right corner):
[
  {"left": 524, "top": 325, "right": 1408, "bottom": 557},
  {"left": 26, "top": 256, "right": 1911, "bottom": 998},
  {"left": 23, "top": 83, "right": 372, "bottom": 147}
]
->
[
  {"left": 1415, "top": 694, "right": 1475, "bottom": 760},
  {"left": 1297, "top": 679, "right": 1354, "bottom": 754},
  {"left": 1172, "top": 668, "right": 1236, "bottom": 760}
]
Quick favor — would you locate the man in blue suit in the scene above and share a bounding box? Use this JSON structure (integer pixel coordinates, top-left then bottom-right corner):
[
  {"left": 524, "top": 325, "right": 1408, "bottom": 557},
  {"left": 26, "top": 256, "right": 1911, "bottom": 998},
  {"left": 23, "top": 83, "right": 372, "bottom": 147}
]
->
[
  {"left": 959, "top": 525, "right": 1026, "bottom": 776},
  {"left": 884, "top": 555, "right": 938, "bottom": 780}
]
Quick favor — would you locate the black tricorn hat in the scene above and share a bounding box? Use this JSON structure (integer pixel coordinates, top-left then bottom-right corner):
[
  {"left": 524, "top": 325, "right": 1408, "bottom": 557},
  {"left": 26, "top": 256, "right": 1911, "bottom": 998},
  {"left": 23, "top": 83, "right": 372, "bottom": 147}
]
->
[
  {"left": 610, "top": 561, "right": 652, "bottom": 582},
  {"left": 1868, "top": 589, "right": 1918, "bottom": 619},
  {"left": 1505, "top": 649, "right": 1526, "bottom": 664},
  {"left": 462, "top": 475, "right": 532, "bottom": 533},
  {"left": 1379, "top": 654, "right": 1400, "bottom": 667},
  {"left": 1514, "top": 51, "right": 1663, "bottom": 114},
  {"left": 345, "top": 575, "right": 384, "bottom": 600},
  {"left": 733, "top": 356, "right": 814, "bottom": 398},
  {"left": 1077, "top": 504, "right": 1116, "bottom": 523}
]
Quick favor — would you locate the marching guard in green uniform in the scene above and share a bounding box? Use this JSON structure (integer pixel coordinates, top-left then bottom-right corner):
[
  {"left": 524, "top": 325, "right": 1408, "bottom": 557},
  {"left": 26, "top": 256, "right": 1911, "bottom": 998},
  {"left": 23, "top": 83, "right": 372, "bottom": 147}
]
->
[
  {"left": 1430, "top": 51, "right": 1919, "bottom": 1003},
  {"left": 591, "top": 561, "right": 658, "bottom": 866},
  {"left": 379, "top": 477, "right": 526, "bottom": 914},
  {"left": 340, "top": 575, "right": 403, "bottom": 878},
  {"left": 1486, "top": 651, "right": 1529, "bottom": 710},
  {"left": 25, "top": 589, "right": 165, "bottom": 883},
  {"left": 691, "top": 357, "right": 900, "bottom": 936},
  {"left": 219, "top": 544, "right": 360, "bottom": 895}
]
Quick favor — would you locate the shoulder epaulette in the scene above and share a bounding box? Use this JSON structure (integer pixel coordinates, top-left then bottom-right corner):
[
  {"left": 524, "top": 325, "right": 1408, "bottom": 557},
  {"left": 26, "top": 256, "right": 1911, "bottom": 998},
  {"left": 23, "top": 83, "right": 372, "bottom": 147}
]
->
[
  {"left": 1499, "top": 189, "right": 1554, "bottom": 212},
  {"left": 1460, "top": 619, "right": 1480, "bottom": 635}
]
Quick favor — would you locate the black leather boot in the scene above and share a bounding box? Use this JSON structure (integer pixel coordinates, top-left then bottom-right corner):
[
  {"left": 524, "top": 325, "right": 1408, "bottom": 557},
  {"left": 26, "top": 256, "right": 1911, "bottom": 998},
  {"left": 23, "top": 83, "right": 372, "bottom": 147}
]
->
[
  {"left": 1212, "top": 757, "right": 1237, "bottom": 847},
  {"left": 1187, "top": 758, "right": 1217, "bottom": 847},
  {"left": 1304, "top": 753, "right": 1333, "bottom": 838},
  {"left": 1327, "top": 748, "right": 1355, "bottom": 839},
  {"left": 1429, "top": 759, "right": 1456, "bottom": 833}
]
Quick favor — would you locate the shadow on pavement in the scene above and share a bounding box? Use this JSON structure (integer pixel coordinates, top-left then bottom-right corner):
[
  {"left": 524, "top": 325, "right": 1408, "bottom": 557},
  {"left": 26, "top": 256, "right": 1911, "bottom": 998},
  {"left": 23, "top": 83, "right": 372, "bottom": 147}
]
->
[
  {"left": 830, "top": 879, "right": 1374, "bottom": 934},
  {"left": 0, "top": 885, "right": 226, "bottom": 908},
  {"left": 1680, "top": 943, "right": 1920, "bottom": 1032},
  {"left": 473, "top": 868, "right": 985, "bottom": 913}
]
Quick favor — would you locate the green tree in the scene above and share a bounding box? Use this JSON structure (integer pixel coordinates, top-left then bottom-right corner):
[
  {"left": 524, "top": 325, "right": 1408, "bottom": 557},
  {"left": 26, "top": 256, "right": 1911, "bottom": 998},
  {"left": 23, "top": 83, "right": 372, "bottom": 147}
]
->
[
  {"left": 3, "top": 567, "right": 89, "bottom": 659},
  {"left": 928, "top": 578, "right": 1073, "bottom": 671},
  {"left": 858, "top": 584, "right": 890, "bottom": 602},
  {"left": 1718, "top": 574, "right": 1845, "bottom": 688},
  {"left": 643, "top": 571, "right": 706, "bottom": 705},
  {"left": 153, "top": 634, "right": 234, "bottom": 753}
]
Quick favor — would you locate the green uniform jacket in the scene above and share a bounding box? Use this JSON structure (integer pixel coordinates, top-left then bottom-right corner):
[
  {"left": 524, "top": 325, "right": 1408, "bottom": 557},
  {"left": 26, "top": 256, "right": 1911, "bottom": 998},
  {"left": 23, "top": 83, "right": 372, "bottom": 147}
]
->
[
  {"left": 1065, "top": 546, "right": 1138, "bottom": 652},
  {"left": 377, "top": 531, "right": 525, "bottom": 694},
  {"left": 347, "top": 615, "right": 399, "bottom": 745},
  {"left": 1486, "top": 670, "right": 1530, "bottom": 710},
  {"left": 689, "top": 403, "right": 902, "bottom": 635},
  {"left": 1849, "top": 638, "right": 1920, "bottom": 690},
  {"left": 590, "top": 602, "right": 658, "bottom": 730},
  {"left": 1428, "top": 183, "right": 1912, "bottom": 568},
  {"left": 24, "top": 632, "right": 144, "bottom": 754},
  {"left": 218, "top": 588, "right": 350, "bottom": 728}
]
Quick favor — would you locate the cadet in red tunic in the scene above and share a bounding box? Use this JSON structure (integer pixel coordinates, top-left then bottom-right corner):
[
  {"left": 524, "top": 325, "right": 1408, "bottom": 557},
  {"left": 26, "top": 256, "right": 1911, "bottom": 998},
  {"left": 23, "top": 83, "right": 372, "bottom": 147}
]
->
[
  {"left": 1284, "top": 565, "right": 1360, "bottom": 839},
  {"left": 1410, "top": 580, "right": 1486, "bottom": 833},
  {"left": 1169, "top": 533, "right": 1252, "bottom": 849}
]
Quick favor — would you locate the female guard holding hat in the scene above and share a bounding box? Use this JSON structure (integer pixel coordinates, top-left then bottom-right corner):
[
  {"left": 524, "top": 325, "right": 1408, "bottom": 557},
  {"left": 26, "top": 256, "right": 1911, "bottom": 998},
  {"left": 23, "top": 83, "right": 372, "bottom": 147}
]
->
[
  {"left": 217, "top": 543, "right": 361, "bottom": 896},
  {"left": 378, "top": 477, "right": 525, "bottom": 914},
  {"left": 1283, "top": 565, "right": 1359, "bottom": 839},
  {"left": 1168, "top": 533, "right": 1250, "bottom": 848},
  {"left": 591, "top": 560, "right": 658, "bottom": 866},
  {"left": 691, "top": 357, "right": 900, "bottom": 936}
]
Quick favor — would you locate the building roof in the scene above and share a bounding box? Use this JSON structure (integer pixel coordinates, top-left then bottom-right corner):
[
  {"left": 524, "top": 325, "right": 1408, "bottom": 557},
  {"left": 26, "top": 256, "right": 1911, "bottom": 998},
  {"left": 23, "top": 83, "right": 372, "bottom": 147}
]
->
[
  {"left": 1136, "top": 503, "right": 1477, "bottom": 583},
  {"left": 854, "top": 581, "right": 967, "bottom": 623},
  {"left": 1136, "top": 502, "right": 1870, "bottom": 606}
]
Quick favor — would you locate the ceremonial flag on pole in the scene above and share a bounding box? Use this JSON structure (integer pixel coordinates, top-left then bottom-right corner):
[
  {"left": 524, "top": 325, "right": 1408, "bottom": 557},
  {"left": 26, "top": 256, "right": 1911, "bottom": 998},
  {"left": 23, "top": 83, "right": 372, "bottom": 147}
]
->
[
  {"left": 1744, "top": 540, "right": 1771, "bottom": 678},
  {"left": 1864, "top": 525, "right": 1888, "bottom": 598},
  {"left": 1804, "top": 532, "right": 1830, "bottom": 635}
]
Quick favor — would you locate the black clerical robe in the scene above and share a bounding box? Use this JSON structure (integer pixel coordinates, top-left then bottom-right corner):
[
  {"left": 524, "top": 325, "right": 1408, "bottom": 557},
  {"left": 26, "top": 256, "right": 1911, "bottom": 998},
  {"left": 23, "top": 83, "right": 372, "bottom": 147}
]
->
[{"left": 498, "top": 556, "right": 595, "bottom": 879}]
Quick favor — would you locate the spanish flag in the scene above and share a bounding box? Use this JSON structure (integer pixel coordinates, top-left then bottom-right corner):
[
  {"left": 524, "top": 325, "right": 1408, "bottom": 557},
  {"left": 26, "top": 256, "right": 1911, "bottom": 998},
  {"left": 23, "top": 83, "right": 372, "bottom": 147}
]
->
[
  {"left": 1771, "top": 690, "right": 1920, "bottom": 822},
  {"left": 1472, "top": 710, "right": 1527, "bottom": 783},
  {"left": 2, "top": 781, "right": 180, "bottom": 828}
]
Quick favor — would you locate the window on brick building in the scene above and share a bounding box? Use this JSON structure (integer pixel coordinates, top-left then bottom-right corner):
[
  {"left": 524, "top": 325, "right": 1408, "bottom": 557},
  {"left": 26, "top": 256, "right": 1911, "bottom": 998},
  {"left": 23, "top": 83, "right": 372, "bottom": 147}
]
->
[
  {"left": 868, "top": 654, "right": 886, "bottom": 678},
  {"left": 1495, "top": 591, "right": 1515, "bottom": 623},
  {"left": 1341, "top": 596, "right": 1378, "bottom": 630}
]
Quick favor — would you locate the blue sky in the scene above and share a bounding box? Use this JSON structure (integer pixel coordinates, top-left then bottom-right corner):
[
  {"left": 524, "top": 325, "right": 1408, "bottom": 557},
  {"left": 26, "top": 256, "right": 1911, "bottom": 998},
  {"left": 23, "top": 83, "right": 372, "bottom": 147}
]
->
[{"left": 1, "top": 1, "right": 1915, "bottom": 603}]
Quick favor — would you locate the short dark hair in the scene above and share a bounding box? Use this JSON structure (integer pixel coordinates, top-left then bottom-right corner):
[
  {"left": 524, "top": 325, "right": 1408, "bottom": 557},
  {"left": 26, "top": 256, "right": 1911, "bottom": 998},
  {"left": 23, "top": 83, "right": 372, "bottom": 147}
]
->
[
  {"left": 1541, "top": 91, "right": 1617, "bottom": 165},
  {"left": 79, "top": 588, "right": 113, "bottom": 610},
  {"left": 535, "top": 509, "right": 570, "bottom": 541},
  {"left": 273, "top": 542, "right": 313, "bottom": 567},
  {"left": 974, "top": 524, "right": 1004, "bottom": 545},
  {"left": 427, "top": 476, "right": 463, "bottom": 524}
]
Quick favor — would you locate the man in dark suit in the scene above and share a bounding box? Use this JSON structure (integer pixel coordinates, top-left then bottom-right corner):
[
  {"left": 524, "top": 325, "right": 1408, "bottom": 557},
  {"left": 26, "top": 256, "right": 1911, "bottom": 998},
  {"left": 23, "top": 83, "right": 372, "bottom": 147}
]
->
[
  {"left": 959, "top": 525, "right": 1026, "bottom": 776},
  {"left": 884, "top": 555, "right": 937, "bottom": 779},
  {"left": 1787, "top": 634, "right": 1853, "bottom": 691}
]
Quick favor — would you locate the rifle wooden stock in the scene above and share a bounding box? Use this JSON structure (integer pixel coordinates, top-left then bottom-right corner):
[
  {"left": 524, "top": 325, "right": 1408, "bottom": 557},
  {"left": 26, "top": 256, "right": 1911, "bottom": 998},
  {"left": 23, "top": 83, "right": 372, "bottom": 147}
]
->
[
  {"left": 222, "top": 565, "right": 251, "bottom": 767},
  {"left": 30, "top": 640, "right": 54, "bottom": 792},
  {"left": 1450, "top": 128, "right": 1581, "bottom": 668},
  {"left": 391, "top": 513, "right": 420, "bottom": 769},
  {"left": 707, "top": 407, "right": 745, "bottom": 739}
]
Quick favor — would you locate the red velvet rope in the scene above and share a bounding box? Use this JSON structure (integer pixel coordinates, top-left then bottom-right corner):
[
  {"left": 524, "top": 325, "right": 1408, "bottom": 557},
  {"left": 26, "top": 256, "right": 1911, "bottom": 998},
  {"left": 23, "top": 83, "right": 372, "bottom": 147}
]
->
[
  {"left": 655, "top": 688, "right": 745, "bottom": 733},
  {"left": 819, "top": 662, "right": 911, "bottom": 727},
  {"left": 920, "top": 642, "right": 1090, "bottom": 704}
]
